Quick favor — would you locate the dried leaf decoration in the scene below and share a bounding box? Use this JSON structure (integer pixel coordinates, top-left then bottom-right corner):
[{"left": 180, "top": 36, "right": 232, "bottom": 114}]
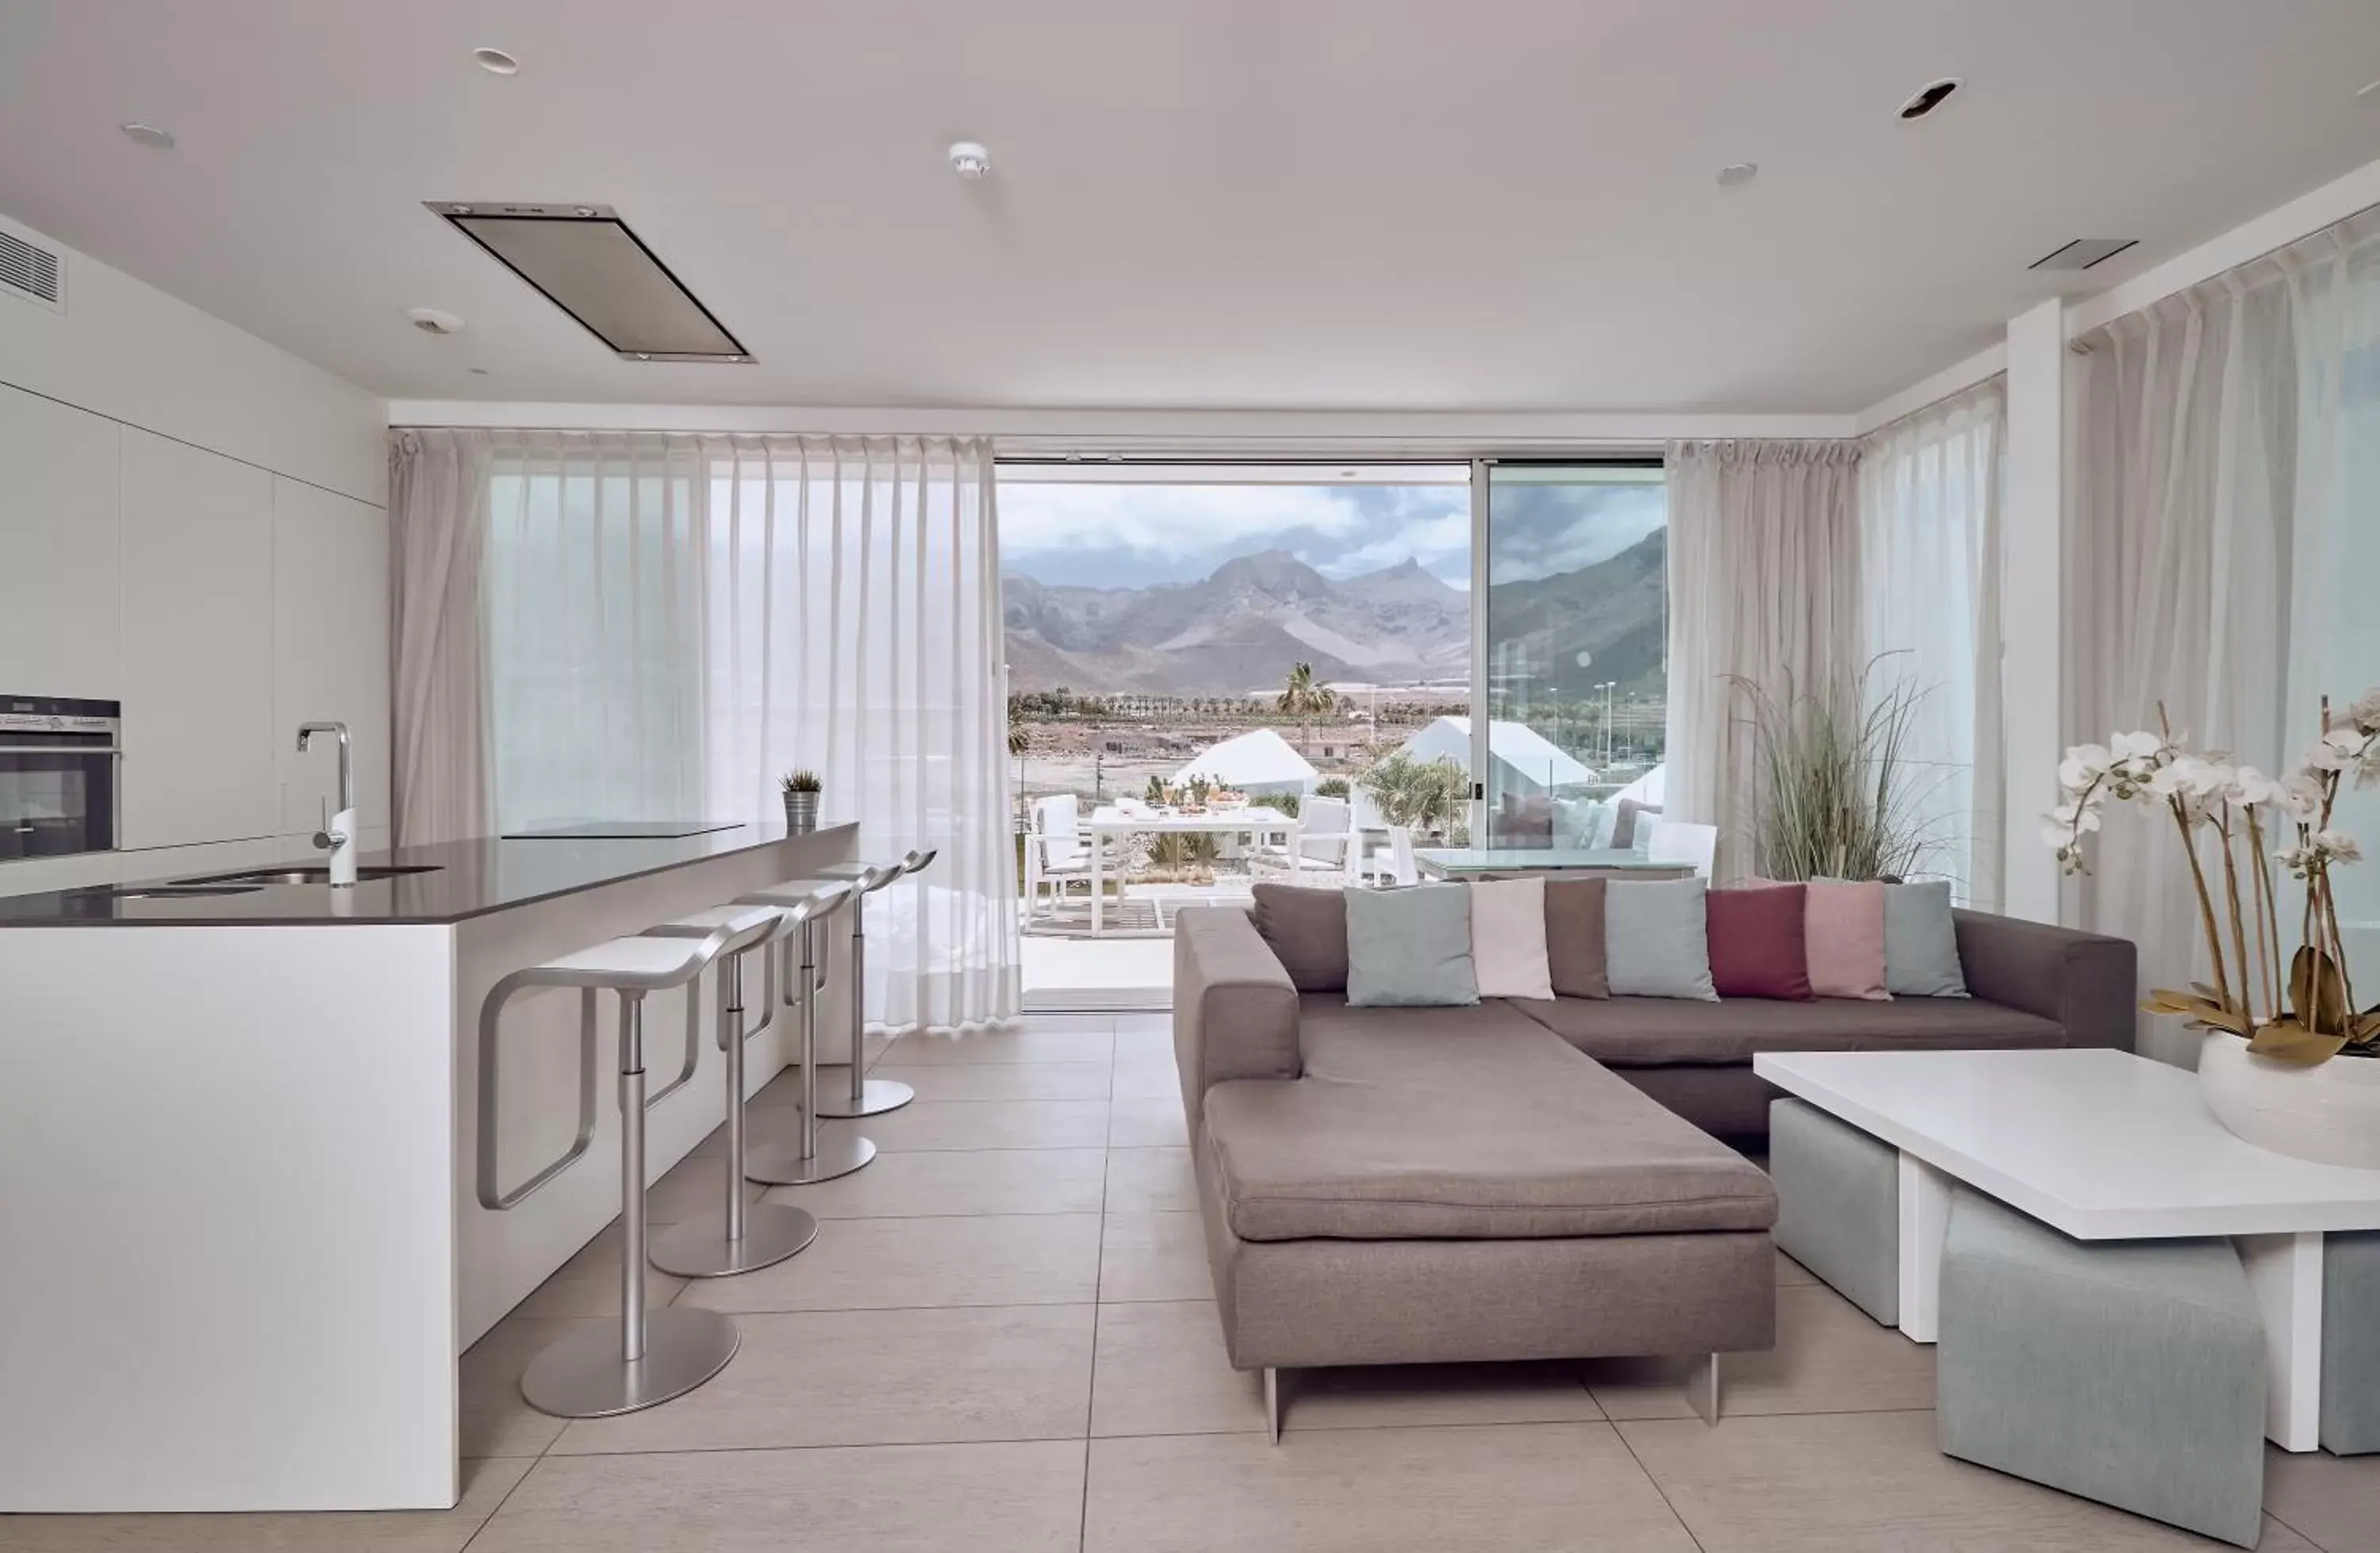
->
[
  {"left": 2286, "top": 945, "right": 2351, "bottom": 1037},
  {"left": 2142, "top": 987, "right": 2251, "bottom": 1034},
  {"left": 2247, "top": 1016, "right": 2351, "bottom": 1064}
]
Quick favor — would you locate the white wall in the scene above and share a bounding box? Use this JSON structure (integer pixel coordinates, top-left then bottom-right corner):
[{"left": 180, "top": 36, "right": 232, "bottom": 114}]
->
[
  {"left": 0, "top": 215, "right": 390, "bottom": 893},
  {"left": 0, "top": 215, "right": 385, "bottom": 505}
]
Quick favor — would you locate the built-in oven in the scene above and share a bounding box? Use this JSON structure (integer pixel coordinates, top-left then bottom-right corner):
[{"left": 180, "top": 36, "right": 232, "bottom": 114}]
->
[{"left": 0, "top": 696, "right": 121, "bottom": 861}]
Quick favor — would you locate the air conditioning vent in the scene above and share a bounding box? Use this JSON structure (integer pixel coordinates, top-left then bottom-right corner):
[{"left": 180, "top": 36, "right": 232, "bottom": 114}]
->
[
  {"left": 0, "top": 222, "right": 65, "bottom": 312},
  {"left": 2029, "top": 238, "right": 2140, "bottom": 273}
]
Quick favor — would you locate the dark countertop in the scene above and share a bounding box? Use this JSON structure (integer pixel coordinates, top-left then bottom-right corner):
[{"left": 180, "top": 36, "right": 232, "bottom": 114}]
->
[{"left": 0, "top": 823, "right": 858, "bottom": 926}]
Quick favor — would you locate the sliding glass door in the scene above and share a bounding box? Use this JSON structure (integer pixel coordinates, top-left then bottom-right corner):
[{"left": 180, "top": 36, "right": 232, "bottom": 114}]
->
[{"left": 1478, "top": 463, "right": 1669, "bottom": 849}]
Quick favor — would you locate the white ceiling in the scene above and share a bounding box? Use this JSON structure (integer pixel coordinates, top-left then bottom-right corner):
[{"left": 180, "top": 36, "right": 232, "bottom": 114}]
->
[{"left": 4, "top": 0, "right": 2378, "bottom": 416}]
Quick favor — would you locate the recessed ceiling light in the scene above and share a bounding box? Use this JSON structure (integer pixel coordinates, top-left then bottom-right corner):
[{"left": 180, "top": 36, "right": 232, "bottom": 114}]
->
[
  {"left": 472, "top": 47, "right": 520, "bottom": 75},
  {"left": 121, "top": 122, "right": 175, "bottom": 151},
  {"left": 949, "top": 141, "right": 992, "bottom": 180},
  {"left": 404, "top": 306, "right": 466, "bottom": 336},
  {"left": 1716, "top": 162, "right": 1759, "bottom": 187},
  {"left": 1898, "top": 77, "right": 1963, "bottom": 120}
]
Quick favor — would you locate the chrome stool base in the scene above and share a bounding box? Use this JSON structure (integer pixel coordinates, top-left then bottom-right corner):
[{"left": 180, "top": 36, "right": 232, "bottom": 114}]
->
[
  {"left": 648, "top": 1200, "right": 820, "bottom": 1279},
  {"left": 813, "top": 1075, "right": 915, "bottom": 1118},
  {"left": 747, "top": 1130, "right": 877, "bottom": 1185},
  {"left": 521, "top": 1306, "right": 740, "bottom": 1418}
]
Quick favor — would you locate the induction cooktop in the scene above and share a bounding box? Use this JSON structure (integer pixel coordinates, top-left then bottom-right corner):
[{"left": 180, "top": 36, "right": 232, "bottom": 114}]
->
[{"left": 501, "top": 821, "right": 747, "bottom": 840}]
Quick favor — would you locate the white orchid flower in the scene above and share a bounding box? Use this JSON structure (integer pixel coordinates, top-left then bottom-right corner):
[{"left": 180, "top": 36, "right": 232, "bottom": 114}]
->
[
  {"left": 2229, "top": 766, "right": 2286, "bottom": 807},
  {"left": 2305, "top": 730, "right": 2359, "bottom": 773},
  {"left": 2049, "top": 801, "right": 2102, "bottom": 834},
  {"left": 2058, "top": 744, "right": 2112, "bottom": 790},
  {"left": 2111, "top": 730, "right": 2166, "bottom": 761},
  {"left": 2313, "top": 830, "right": 2363, "bottom": 865},
  {"left": 2277, "top": 771, "right": 2327, "bottom": 819},
  {"left": 2349, "top": 687, "right": 2380, "bottom": 734}
]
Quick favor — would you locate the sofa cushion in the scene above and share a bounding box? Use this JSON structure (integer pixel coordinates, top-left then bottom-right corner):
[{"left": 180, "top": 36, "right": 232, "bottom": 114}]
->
[
  {"left": 1470, "top": 877, "right": 1553, "bottom": 1000},
  {"left": 1201, "top": 1003, "right": 1777, "bottom": 1241},
  {"left": 1251, "top": 882, "right": 1347, "bottom": 991},
  {"left": 1706, "top": 883, "right": 1814, "bottom": 1000},
  {"left": 1806, "top": 880, "right": 1890, "bottom": 1000},
  {"left": 1884, "top": 880, "right": 1971, "bottom": 997},
  {"left": 1544, "top": 877, "right": 1610, "bottom": 999},
  {"left": 1606, "top": 877, "right": 1718, "bottom": 1000},
  {"left": 1345, "top": 884, "right": 1478, "bottom": 1007},
  {"left": 1511, "top": 992, "right": 2064, "bottom": 1067}
]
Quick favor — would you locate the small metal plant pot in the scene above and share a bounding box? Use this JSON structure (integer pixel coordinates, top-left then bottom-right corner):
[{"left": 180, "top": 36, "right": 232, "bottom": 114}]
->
[{"left": 784, "top": 791, "right": 820, "bottom": 834}]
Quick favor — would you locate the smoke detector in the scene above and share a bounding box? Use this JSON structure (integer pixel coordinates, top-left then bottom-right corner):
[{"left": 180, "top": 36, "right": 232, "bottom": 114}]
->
[
  {"left": 948, "top": 141, "right": 992, "bottom": 180},
  {"left": 405, "top": 306, "right": 466, "bottom": 336}
]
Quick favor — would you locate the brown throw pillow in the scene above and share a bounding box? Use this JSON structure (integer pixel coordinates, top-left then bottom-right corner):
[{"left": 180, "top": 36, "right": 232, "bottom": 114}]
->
[
  {"left": 1542, "top": 877, "right": 1609, "bottom": 999},
  {"left": 1611, "top": 797, "right": 1663, "bottom": 851},
  {"left": 1250, "top": 882, "right": 1348, "bottom": 991}
]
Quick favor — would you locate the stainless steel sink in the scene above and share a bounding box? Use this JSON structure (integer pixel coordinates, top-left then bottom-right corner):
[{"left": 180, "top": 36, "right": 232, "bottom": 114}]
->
[
  {"left": 174, "top": 865, "right": 444, "bottom": 887},
  {"left": 74, "top": 883, "right": 266, "bottom": 899}
]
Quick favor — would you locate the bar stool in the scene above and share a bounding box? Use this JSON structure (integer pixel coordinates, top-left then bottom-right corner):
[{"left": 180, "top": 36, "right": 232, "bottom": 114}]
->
[
  {"left": 478, "top": 924, "right": 744, "bottom": 1418},
  {"left": 640, "top": 902, "right": 820, "bottom": 1279},
  {"left": 734, "top": 877, "right": 874, "bottom": 1184},
  {"left": 812, "top": 847, "right": 938, "bottom": 1118}
]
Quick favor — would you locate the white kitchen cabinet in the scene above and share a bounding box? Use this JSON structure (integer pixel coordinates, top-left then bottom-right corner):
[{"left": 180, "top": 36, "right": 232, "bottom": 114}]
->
[
  {"left": 0, "top": 383, "right": 121, "bottom": 697},
  {"left": 118, "top": 428, "right": 278, "bottom": 849},
  {"left": 271, "top": 477, "right": 389, "bottom": 834}
]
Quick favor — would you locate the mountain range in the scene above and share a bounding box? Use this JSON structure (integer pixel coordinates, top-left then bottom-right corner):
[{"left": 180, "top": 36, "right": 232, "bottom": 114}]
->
[{"left": 1004, "top": 530, "right": 1664, "bottom": 700}]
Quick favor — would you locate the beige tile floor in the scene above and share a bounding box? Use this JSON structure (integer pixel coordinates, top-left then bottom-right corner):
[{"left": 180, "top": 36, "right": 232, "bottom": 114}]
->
[{"left": 12, "top": 1009, "right": 2378, "bottom": 1551}]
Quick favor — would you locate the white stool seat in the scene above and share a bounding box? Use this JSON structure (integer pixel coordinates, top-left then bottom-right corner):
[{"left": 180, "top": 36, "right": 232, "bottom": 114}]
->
[
  {"left": 540, "top": 935, "right": 714, "bottom": 984},
  {"left": 738, "top": 877, "right": 854, "bottom": 911},
  {"left": 655, "top": 903, "right": 785, "bottom": 951},
  {"left": 817, "top": 860, "right": 904, "bottom": 892}
]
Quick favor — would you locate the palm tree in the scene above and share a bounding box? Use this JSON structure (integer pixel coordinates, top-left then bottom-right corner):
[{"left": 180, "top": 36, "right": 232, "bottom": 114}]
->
[{"left": 1277, "top": 661, "right": 1334, "bottom": 753}]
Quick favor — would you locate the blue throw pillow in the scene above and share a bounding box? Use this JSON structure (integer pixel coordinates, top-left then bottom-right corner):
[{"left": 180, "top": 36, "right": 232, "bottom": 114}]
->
[{"left": 1345, "top": 884, "right": 1479, "bottom": 1007}]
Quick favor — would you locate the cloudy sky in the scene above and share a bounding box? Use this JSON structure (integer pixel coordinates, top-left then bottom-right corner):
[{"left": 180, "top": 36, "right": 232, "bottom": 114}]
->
[{"left": 999, "top": 473, "right": 1666, "bottom": 590}]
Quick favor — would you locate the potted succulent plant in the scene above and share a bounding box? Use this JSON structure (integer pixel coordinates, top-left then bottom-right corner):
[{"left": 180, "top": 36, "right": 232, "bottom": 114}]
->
[
  {"left": 780, "top": 769, "right": 823, "bottom": 834},
  {"left": 2048, "top": 688, "right": 2379, "bottom": 1167}
]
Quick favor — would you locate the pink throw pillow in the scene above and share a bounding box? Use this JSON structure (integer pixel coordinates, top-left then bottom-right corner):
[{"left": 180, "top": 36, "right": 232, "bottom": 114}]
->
[
  {"left": 1803, "top": 880, "right": 1891, "bottom": 1000},
  {"left": 1706, "top": 884, "right": 1814, "bottom": 1000}
]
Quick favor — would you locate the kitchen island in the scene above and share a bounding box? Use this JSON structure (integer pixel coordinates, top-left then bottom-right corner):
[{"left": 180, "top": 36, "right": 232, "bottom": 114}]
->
[{"left": 0, "top": 823, "right": 858, "bottom": 1513}]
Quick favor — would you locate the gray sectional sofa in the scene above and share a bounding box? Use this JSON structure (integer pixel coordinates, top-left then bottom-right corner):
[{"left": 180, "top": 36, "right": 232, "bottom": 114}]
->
[{"left": 1171, "top": 890, "right": 2136, "bottom": 1437}]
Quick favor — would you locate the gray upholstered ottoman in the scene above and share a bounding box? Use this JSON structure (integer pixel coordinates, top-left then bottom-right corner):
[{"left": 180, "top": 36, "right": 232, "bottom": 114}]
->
[
  {"left": 1768, "top": 1096, "right": 1898, "bottom": 1325},
  {"left": 1937, "top": 1189, "right": 2266, "bottom": 1547},
  {"left": 2327, "top": 1229, "right": 2380, "bottom": 1454}
]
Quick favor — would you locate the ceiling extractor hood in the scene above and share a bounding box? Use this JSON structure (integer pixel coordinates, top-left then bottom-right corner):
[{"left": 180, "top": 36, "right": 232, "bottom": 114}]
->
[{"left": 425, "top": 201, "right": 751, "bottom": 362}]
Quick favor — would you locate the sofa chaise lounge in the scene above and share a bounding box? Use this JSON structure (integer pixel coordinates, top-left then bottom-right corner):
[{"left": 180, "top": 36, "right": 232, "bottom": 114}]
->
[{"left": 1171, "top": 895, "right": 2136, "bottom": 1438}]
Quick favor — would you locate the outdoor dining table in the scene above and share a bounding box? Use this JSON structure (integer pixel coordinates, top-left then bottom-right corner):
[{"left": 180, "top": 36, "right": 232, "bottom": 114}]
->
[{"left": 1085, "top": 803, "right": 1297, "bottom": 937}]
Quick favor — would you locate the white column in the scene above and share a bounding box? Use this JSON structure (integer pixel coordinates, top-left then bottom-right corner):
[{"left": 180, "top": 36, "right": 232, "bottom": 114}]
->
[{"left": 1999, "top": 299, "right": 2066, "bottom": 923}]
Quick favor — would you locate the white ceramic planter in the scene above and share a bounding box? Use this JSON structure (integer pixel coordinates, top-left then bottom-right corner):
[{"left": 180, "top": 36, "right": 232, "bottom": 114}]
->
[{"left": 2198, "top": 1031, "right": 2380, "bottom": 1170}]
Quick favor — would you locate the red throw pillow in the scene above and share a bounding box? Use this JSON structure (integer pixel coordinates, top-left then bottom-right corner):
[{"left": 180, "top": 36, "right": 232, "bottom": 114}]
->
[{"left": 1705, "top": 884, "right": 1815, "bottom": 1000}]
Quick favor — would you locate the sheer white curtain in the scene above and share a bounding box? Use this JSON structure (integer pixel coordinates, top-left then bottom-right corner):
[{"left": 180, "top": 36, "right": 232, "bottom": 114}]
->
[
  {"left": 700, "top": 435, "right": 1018, "bottom": 1030},
  {"left": 484, "top": 433, "right": 708, "bottom": 829},
  {"left": 389, "top": 428, "right": 495, "bottom": 846},
  {"left": 1858, "top": 378, "right": 2006, "bottom": 908},
  {"left": 392, "top": 429, "right": 1019, "bottom": 1031},
  {"left": 1666, "top": 439, "right": 1864, "bottom": 881},
  {"left": 2067, "top": 205, "right": 2380, "bottom": 1064}
]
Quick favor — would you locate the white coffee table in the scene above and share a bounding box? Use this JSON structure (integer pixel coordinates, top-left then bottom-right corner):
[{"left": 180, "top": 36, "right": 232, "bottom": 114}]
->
[{"left": 1755, "top": 1046, "right": 2380, "bottom": 1451}]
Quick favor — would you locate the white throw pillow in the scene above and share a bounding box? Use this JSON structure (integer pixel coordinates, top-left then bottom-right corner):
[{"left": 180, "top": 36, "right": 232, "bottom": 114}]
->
[{"left": 1468, "top": 876, "right": 1555, "bottom": 1000}]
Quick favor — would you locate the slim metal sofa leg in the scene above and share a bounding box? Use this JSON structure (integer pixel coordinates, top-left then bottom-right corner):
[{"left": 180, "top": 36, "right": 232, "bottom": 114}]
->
[
  {"left": 1263, "top": 1367, "right": 1284, "bottom": 1444},
  {"left": 1687, "top": 1352, "right": 1722, "bottom": 1427}
]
